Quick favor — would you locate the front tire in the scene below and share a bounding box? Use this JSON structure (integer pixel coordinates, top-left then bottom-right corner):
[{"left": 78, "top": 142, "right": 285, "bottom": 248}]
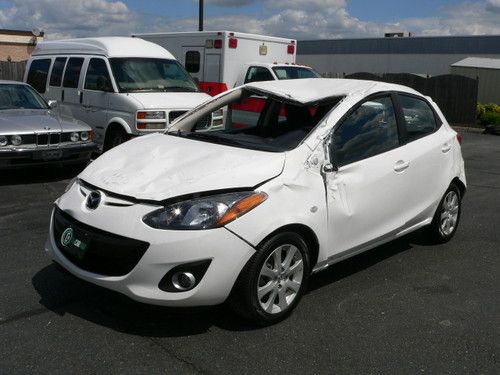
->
[
  {"left": 104, "top": 127, "right": 129, "bottom": 151},
  {"left": 428, "top": 183, "right": 462, "bottom": 243},
  {"left": 231, "top": 232, "right": 310, "bottom": 326}
]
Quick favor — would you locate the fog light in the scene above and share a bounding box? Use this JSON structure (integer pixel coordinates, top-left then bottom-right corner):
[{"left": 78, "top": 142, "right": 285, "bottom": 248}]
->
[
  {"left": 0, "top": 135, "right": 7, "bottom": 146},
  {"left": 172, "top": 272, "right": 196, "bottom": 291}
]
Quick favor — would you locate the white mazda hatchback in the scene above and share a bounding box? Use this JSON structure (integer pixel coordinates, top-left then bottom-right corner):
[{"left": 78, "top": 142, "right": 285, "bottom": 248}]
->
[{"left": 46, "top": 78, "right": 466, "bottom": 325}]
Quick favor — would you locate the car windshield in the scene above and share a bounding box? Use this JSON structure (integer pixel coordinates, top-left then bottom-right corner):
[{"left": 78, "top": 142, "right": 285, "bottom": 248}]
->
[
  {"left": 0, "top": 84, "right": 48, "bottom": 110},
  {"left": 272, "top": 67, "right": 321, "bottom": 80},
  {"left": 168, "top": 88, "right": 342, "bottom": 152},
  {"left": 109, "top": 58, "right": 199, "bottom": 93}
]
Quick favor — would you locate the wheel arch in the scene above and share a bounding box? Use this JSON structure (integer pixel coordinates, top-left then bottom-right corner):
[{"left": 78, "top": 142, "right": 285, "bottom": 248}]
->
[
  {"left": 256, "top": 223, "right": 320, "bottom": 272},
  {"left": 451, "top": 176, "right": 466, "bottom": 198},
  {"left": 106, "top": 117, "right": 133, "bottom": 135}
]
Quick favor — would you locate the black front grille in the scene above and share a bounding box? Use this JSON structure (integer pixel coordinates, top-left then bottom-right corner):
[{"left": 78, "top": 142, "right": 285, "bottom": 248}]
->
[
  {"left": 37, "top": 134, "right": 49, "bottom": 145},
  {"left": 53, "top": 207, "right": 149, "bottom": 276},
  {"left": 169, "top": 110, "right": 188, "bottom": 123}
]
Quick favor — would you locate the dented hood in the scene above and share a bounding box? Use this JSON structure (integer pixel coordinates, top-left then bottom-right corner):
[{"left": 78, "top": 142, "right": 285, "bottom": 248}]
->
[{"left": 79, "top": 133, "right": 285, "bottom": 201}]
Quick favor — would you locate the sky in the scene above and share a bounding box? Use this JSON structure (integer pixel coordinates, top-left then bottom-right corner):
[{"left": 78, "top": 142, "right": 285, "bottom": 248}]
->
[{"left": 0, "top": 0, "right": 499, "bottom": 40}]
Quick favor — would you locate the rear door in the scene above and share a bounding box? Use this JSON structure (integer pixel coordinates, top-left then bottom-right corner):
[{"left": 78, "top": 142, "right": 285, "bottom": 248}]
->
[
  {"left": 394, "top": 93, "right": 453, "bottom": 224},
  {"left": 182, "top": 48, "right": 204, "bottom": 83}
]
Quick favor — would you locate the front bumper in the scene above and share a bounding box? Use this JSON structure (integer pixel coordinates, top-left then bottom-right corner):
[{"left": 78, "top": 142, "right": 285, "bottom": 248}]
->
[
  {"left": 45, "top": 182, "right": 256, "bottom": 307},
  {"left": 0, "top": 142, "right": 97, "bottom": 168}
]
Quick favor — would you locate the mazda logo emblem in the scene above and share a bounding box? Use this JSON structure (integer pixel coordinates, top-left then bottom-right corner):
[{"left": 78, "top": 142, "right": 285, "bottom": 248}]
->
[{"left": 86, "top": 191, "right": 101, "bottom": 210}]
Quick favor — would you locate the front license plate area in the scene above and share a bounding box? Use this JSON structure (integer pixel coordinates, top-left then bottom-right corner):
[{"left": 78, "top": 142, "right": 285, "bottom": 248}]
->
[{"left": 40, "top": 149, "right": 63, "bottom": 160}]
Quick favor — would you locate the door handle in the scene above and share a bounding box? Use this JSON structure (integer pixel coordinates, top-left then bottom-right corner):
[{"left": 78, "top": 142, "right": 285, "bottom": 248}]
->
[
  {"left": 394, "top": 160, "right": 410, "bottom": 172},
  {"left": 442, "top": 143, "right": 452, "bottom": 153}
]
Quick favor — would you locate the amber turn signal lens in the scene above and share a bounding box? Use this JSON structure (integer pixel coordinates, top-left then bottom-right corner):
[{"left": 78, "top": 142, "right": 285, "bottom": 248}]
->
[{"left": 217, "top": 192, "right": 268, "bottom": 226}]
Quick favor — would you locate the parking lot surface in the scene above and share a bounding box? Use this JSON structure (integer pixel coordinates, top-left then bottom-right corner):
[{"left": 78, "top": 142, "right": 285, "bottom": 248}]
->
[{"left": 0, "top": 132, "right": 498, "bottom": 374}]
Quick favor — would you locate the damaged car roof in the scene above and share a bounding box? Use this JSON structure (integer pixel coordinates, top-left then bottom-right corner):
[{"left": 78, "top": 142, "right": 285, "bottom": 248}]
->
[{"left": 245, "top": 78, "right": 420, "bottom": 104}]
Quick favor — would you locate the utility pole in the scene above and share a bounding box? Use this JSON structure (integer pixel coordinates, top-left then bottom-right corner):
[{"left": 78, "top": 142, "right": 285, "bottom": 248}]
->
[{"left": 199, "top": 0, "right": 204, "bottom": 31}]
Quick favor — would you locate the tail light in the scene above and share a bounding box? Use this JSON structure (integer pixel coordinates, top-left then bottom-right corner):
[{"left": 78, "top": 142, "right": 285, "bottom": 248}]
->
[
  {"left": 287, "top": 44, "right": 295, "bottom": 54},
  {"left": 214, "top": 39, "right": 222, "bottom": 49},
  {"left": 456, "top": 133, "right": 463, "bottom": 145},
  {"left": 228, "top": 38, "right": 238, "bottom": 48}
]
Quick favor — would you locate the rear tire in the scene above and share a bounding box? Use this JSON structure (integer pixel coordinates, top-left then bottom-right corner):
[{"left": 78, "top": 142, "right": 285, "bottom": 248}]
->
[
  {"left": 104, "top": 127, "right": 129, "bottom": 151},
  {"left": 428, "top": 183, "right": 462, "bottom": 243},
  {"left": 230, "top": 232, "right": 310, "bottom": 326}
]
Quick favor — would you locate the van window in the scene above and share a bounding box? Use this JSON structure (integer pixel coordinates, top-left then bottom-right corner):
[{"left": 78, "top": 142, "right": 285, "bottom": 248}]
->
[
  {"left": 85, "top": 58, "right": 112, "bottom": 91},
  {"left": 185, "top": 51, "right": 200, "bottom": 73},
  {"left": 63, "top": 58, "right": 84, "bottom": 88},
  {"left": 49, "top": 57, "right": 67, "bottom": 87},
  {"left": 245, "top": 67, "right": 274, "bottom": 84},
  {"left": 26, "top": 59, "right": 51, "bottom": 93}
]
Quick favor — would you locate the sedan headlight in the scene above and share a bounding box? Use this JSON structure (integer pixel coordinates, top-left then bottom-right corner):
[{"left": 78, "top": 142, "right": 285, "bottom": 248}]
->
[
  {"left": 143, "top": 191, "right": 267, "bottom": 230},
  {"left": 0, "top": 135, "right": 7, "bottom": 146},
  {"left": 80, "top": 131, "right": 89, "bottom": 141},
  {"left": 70, "top": 132, "right": 80, "bottom": 142},
  {"left": 11, "top": 135, "right": 22, "bottom": 146}
]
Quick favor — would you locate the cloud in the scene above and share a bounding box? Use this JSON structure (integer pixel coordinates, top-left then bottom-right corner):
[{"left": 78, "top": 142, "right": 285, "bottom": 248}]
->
[
  {"left": 1, "top": 0, "right": 499, "bottom": 41},
  {"left": 205, "top": 0, "right": 255, "bottom": 6},
  {"left": 0, "top": 0, "right": 138, "bottom": 39}
]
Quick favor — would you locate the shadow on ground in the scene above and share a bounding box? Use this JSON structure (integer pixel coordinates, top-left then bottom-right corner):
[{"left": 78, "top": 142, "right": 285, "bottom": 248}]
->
[
  {"left": 32, "top": 229, "right": 433, "bottom": 337},
  {"left": 0, "top": 165, "right": 85, "bottom": 186}
]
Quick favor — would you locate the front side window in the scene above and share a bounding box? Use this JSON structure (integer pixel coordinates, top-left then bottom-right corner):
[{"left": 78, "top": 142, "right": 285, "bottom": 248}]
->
[
  {"left": 109, "top": 58, "right": 199, "bottom": 93},
  {"left": 26, "top": 59, "right": 51, "bottom": 93},
  {"left": 244, "top": 67, "right": 274, "bottom": 84},
  {"left": 0, "top": 84, "right": 48, "bottom": 110},
  {"left": 399, "top": 95, "right": 438, "bottom": 141},
  {"left": 185, "top": 51, "right": 200, "bottom": 73},
  {"left": 49, "top": 57, "right": 67, "bottom": 87},
  {"left": 85, "top": 58, "right": 113, "bottom": 91},
  {"left": 332, "top": 96, "right": 400, "bottom": 166},
  {"left": 272, "top": 67, "right": 321, "bottom": 80},
  {"left": 63, "top": 57, "right": 84, "bottom": 88}
]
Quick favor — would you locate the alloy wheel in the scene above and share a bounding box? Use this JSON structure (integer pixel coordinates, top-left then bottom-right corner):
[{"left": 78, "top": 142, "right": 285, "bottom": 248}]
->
[{"left": 439, "top": 190, "right": 459, "bottom": 236}]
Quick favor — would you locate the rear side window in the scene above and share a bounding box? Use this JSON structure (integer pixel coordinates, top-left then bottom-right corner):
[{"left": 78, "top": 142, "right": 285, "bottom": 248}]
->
[
  {"left": 245, "top": 67, "right": 274, "bottom": 84},
  {"left": 85, "top": 58, "right": 112, "bottom": 91},
  {"left": 185, "top": 51, "right": 200, "bottom": 73},
  {"left": 333, "top": 96, "right": 400, "bottom": 166},
  {"left": 399, "top": 95, "right": 438, "bottom": 141},
  {"left": 63, "top": 58, "right": 84, "bottom": 88},
  {"left": 26, "top": 59, "right": 51, "bottom": 93},
  {"left": 49, "top": 57, "right": 67, "bottom": 87}
]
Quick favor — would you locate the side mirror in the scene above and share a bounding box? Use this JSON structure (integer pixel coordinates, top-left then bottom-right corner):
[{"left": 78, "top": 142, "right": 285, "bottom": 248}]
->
[{"left": 47, "top": 100, "right": 58, "bottom": 109}]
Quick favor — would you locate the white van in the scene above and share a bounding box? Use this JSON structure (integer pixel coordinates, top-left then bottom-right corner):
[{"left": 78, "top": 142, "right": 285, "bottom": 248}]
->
[{"left": 24, "top": 37, "right": 214, "bottom": 151}]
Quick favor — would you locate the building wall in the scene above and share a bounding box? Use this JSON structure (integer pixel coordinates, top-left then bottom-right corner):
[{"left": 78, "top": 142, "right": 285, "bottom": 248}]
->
[
  {"left": 0, "top": 43, "right": 37, "bottom": 61},
  {"left": 298, "top": 53, "right": 500, "bottom": 76},
  {"left": 450, "top": 66, "right": 500, "bottom": 104},
  {"left": 297, "top": 35, "right": 500, "bottom": 77}
]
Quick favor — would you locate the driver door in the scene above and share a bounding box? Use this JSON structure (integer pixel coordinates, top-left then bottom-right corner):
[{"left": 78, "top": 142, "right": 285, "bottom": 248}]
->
[
  {"left": 81, "top": 57, "right": 113, "bottom": 145},
  {"left": 324, "top": 94, "right": 409, "bottom": 256}
]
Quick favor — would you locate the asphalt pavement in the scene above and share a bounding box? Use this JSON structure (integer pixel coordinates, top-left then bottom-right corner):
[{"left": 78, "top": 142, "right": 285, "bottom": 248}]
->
[{"left": 0, "top": 132, "right": 498, "bottom": 374}]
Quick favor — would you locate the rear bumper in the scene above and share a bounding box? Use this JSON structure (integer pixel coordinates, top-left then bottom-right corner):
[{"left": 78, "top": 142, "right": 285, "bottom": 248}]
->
[{"left": 0, "top": 142, "right": 97, "bottom": 168}]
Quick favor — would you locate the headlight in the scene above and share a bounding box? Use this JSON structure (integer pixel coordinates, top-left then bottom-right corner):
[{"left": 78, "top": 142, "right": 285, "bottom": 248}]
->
[
  {"left": 11, "top": 135, "right": 22, "bottom": 146},
  {"left": 137, "top": 111, "right": 166, "bottom": 120},
  {"left": 143, "top": 191, "right": 267, "bottom": 230},
  {"left": 0, "top": 135, "right": 7, "bottom": 146},
  {"left": 65, "top": 177, "right": 78, "bottom": 192},
  {"left": 70, "top": 132, "right": 80, "bottom": 142},
  {"left": 80, "top": 131, "right": 89, "bottom": 141}
]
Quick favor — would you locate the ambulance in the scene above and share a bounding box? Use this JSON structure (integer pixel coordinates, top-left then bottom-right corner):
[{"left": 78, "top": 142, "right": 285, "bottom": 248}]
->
[{"left": 132, "top": 31, "right": 320, "bottom": 97}]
